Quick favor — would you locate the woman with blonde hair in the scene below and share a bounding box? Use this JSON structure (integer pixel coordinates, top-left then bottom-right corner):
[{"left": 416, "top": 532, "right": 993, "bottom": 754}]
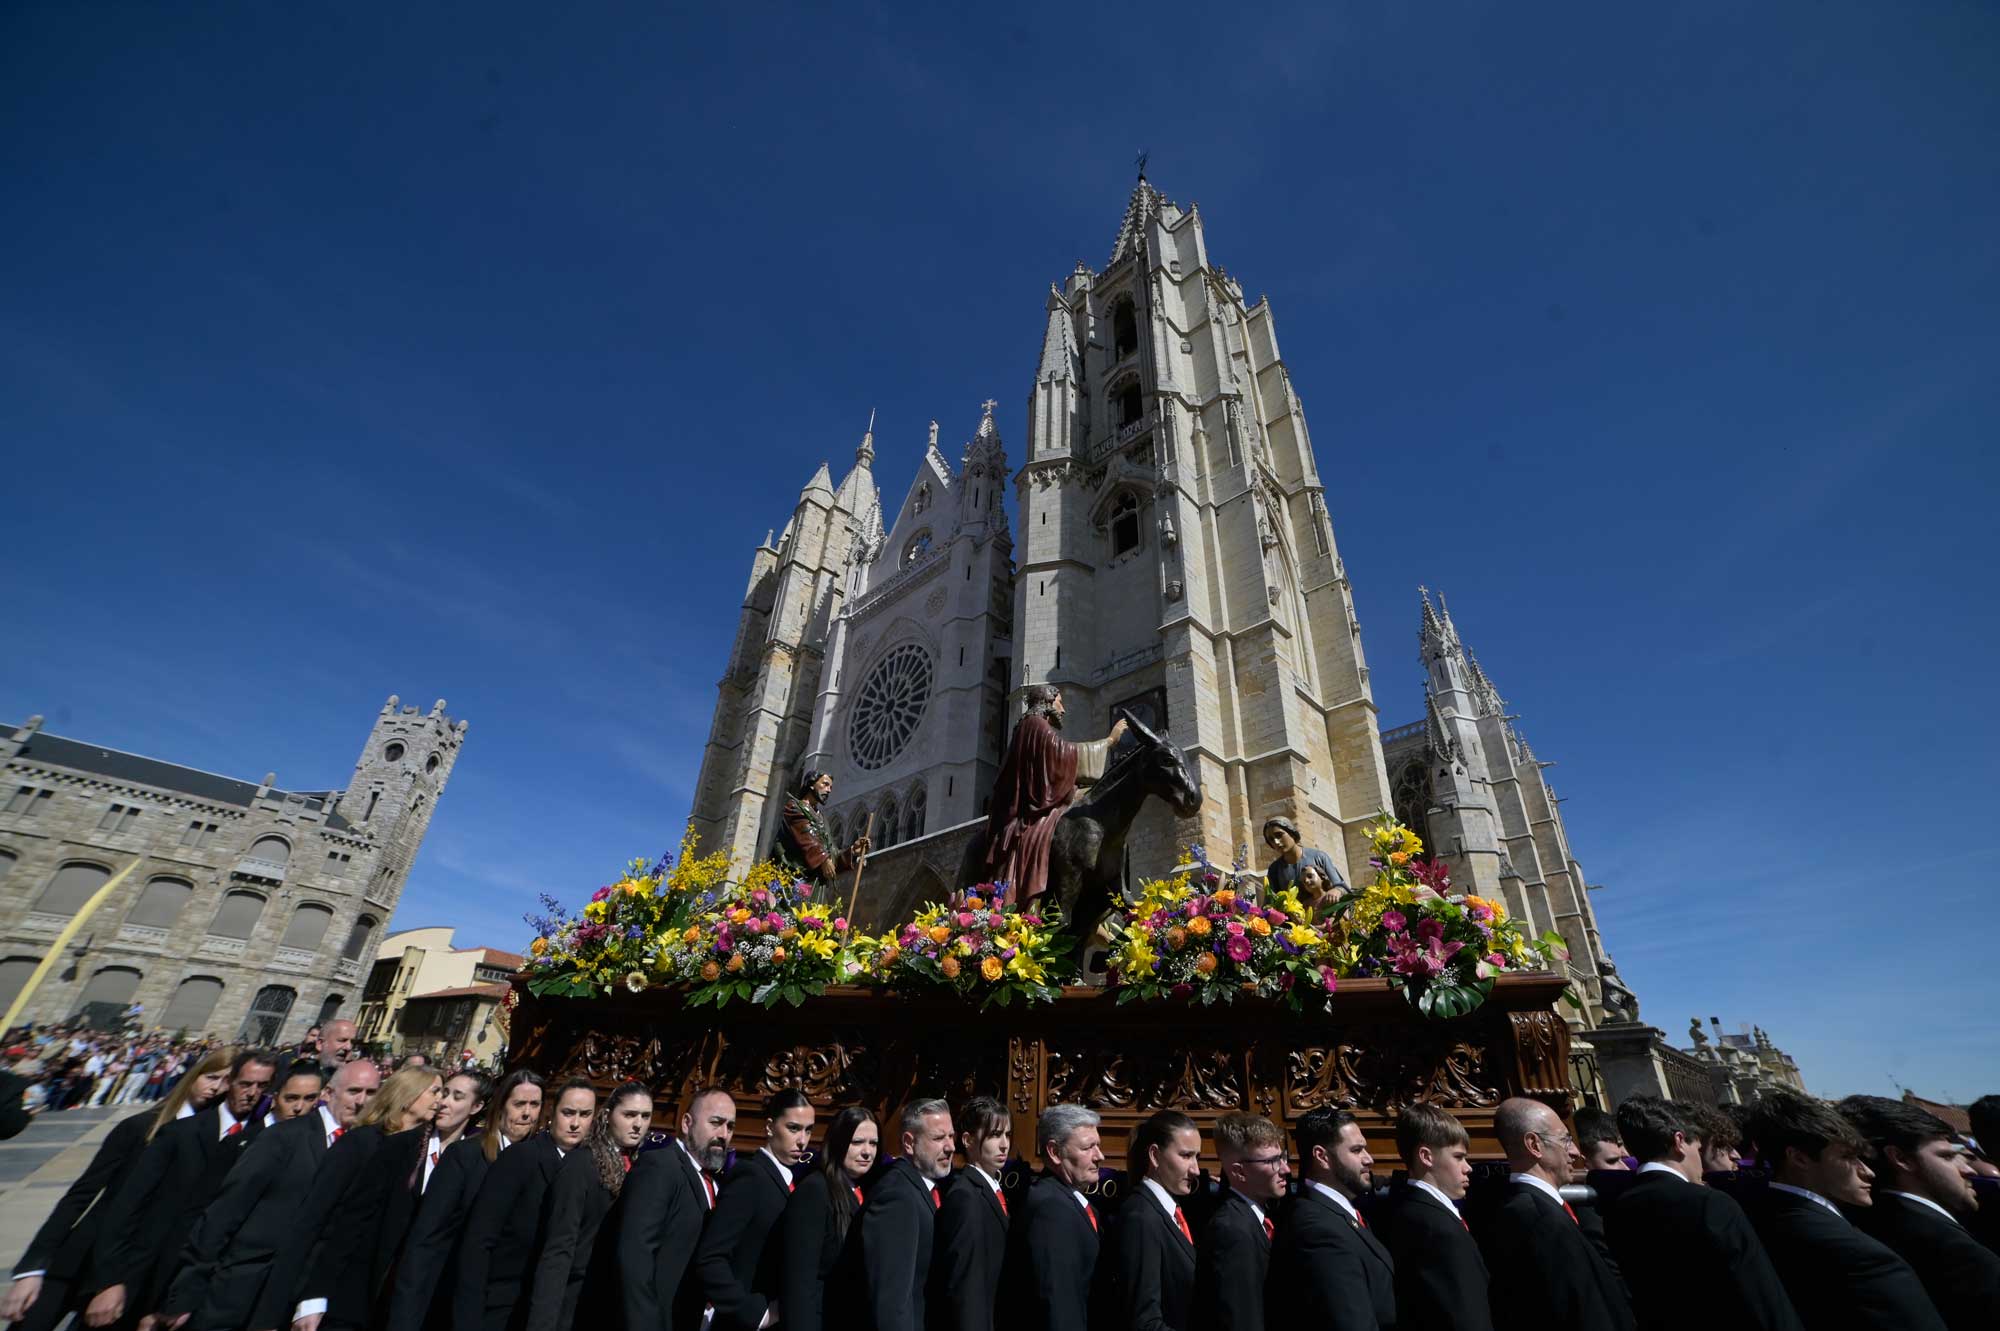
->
[
  {"left": 383, "top": 1068, "right": 542, "bottom": 1331},
  {"left": 266, "top": 1066, "right": 443, "bottom": 1330},
  {"left": 146, "top": 1045, "right": 235, "bottom": 1140}
]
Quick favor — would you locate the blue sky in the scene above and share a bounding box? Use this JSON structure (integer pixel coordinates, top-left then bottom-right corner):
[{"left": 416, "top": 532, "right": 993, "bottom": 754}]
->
[{"left": 4, "top": 2, "right": 1994, "bottom": 1098}]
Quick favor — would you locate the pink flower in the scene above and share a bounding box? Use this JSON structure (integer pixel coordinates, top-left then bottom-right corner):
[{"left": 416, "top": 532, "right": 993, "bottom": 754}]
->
[
  {"left": 1225, "top": 935, "right": 1254, "bottom": 963},
  {"left": 1226, "top": 921, "right": 1246, "bottom": 937},
  {"left": 750, "top": 889, "right": 770, "bottom": 906},
  {"left": 1486, "top": 952, "right": 1508, "bottom": 969},
  {"left": 833, "top": 916, "right": 849, "bottom": 932},
  {"left": 1319, "top": 965, "right": 1340, "bottom": 993},
  {"left": 1381, "top": 910, "right": 1407, "bottom": 933},
  {"left": 1467, "top": 903, "right": 1493, "bottom": 923},
  {"left": 956, "top": 912, "right": 976, "bottom": 928},
  {"left": 1265, "top": 908, "right": 1288, "bottom": 925},
  {"left": 590, "top": 886, "right": 612, "bottom": 903},
  {"left": 796, "top": 883, "right": 813, "bottom": 897},
  {"left": 746, "top": 918, "right": 765, "bottom": 935},
  {"left": 1415, "top": 917, "right": 1445, "bottom": 942}
]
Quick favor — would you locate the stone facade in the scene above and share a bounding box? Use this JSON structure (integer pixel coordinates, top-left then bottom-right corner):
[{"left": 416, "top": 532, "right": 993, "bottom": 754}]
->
[
  {"left": 0, "top": 696, "right": 464, "bottom": 1044},
  {"left": 1380, "top": 589, "right": 1616, "bottom": 1025}
]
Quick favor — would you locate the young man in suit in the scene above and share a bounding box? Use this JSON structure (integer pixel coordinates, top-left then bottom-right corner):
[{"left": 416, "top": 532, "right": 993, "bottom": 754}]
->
[
  {"left": 1837, "top": 1095, "right": 2000, "bottom": 1331},
  {"left": 1604, "top": 1096, "right": 1800, "bottom": 1331},
  {"left": 696, "top": 1088, "right": 814, "bottom": 1331},
  {"left": 618, "top": 1086, "right": 735, "bottom": 1331},
  {"left": 1004, "top": 1102, "right": 1103, "bottom": 1331},
  {"left": 1745, "top": 1088, "right": 1946, "bottom": 1331},
  {"left": 1098, "top": 1110, "right": 1200, "bottom": 1331},
  {"left": 1480, "top": 1096, "right": 1634, "bottom": 1331},
  {"left": 1266, "top": 1106, "right": 1395, "bottom": 1329},
  {"left": 455, "top": 1077, "right": 597, "bottom": 1331},
  {"left": 1576, "top": 1108, "right": 1630, "bottom": 1172},
  {"left": 86, "top": 1049, "right": 278, "bottom": 1328},
  {"left": 929, "top": 1095, "right": 1010, "bottom": 1331},
  {"left": 855, "top": 1097, "right": 953, "bottom": 1331},
  {"left": 1193, "top": 1111, "right": 1284, "bottom": 1331},
  {"left": 157, "top": 1056, "right": 382, "bottom": 1331},
  {"left": 1383, "top": 1103, "right": 1491, "bottom": 1331}
]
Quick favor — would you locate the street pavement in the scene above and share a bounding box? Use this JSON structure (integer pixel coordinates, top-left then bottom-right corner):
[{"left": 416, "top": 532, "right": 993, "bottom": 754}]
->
[{"left": 0, "top": 1103, "right": 150, "bottom": 1270}]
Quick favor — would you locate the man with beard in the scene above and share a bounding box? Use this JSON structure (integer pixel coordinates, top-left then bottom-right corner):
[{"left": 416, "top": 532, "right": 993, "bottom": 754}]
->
[
  {"left": 697, "top": 1090, "right": 814, "bottom": 1331},
  {"left": 1266, "top": 1107, "right": 1396, "bottom": 1329},
  {"left": 855, "top": 1098, "right": 954, "bottom": 1331},
  {"left": 981, "top": 685, "right": 1127, "bottom": 909},
  {"left": 619, "top": 1087, "right": 735, "bottom": 1331},
  {"left": 769, "top": 770, "right": 870, "bottom": 892}
]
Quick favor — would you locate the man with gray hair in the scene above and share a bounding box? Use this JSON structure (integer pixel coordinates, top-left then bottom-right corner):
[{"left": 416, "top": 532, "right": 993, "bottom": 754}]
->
[
  {"left": 981, "top": 686, "right": 1128, "bottom": 908},
  {"left": 1484, "top": 1097, "right": 1633, "bottom": 1331},
  {"left": 1002, "top": 1103, "right": 1104, "bottom": 1331},
  {"left": 855, "top": 1098, "right": 954, "bottom": 1331}
]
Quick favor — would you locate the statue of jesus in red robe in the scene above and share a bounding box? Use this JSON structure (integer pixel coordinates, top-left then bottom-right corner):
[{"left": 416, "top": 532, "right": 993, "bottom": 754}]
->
[{"left": 981, "top": 684, "right": 1128, "bottom": 907}]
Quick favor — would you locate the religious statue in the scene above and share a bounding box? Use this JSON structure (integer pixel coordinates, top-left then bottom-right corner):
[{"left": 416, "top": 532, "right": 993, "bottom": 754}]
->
[
  {"left": 1597, "top": 956, "right": 1640, "bottom": 1023},
  {"left": 1262, "top": 816, "right": 1346, "bottom": 911},
  {"left": 980, "top": 684, "right": 1128, "bottom": 908},
  {"left": 1689, "top": 1017, "right": 1710, "bottom": 1049},
  {"left": 769, "top": 769, "right": 870, "bottom": 890}
]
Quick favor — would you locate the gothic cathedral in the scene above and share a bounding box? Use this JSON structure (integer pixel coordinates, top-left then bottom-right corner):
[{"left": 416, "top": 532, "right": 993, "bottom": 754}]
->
[{"left": 688, "top": 178, "right": 1620, "bottom": 1025}]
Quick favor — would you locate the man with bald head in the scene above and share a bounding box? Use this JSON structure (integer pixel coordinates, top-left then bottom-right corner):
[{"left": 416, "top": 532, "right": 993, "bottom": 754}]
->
[
  {"left": 160, "top": 1059, "right": 381, "bottom": 1331},
  {"left": 1480, "top": 1097, "right": 1632, "bottom": 1331}
]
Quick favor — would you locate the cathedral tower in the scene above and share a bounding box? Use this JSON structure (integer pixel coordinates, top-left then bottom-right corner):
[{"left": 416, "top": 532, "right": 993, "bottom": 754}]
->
[{"left": 1014, "top": 177, "right": 1392, "bottom": 883}]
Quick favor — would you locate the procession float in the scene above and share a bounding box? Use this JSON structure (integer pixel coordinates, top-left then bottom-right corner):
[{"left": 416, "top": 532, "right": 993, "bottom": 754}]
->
[{"left": 507, "top": 716, "right": 1579, "bottom": 1164}]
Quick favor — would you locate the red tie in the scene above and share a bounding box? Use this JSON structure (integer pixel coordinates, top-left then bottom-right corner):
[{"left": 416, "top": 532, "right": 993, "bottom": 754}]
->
[
  {"left": 702, "top": 1173, "right": 717, "bottom": 1207},
  {"left": 853, "top": 1185, "right": 865, "bottom": 1206},
  {"left": 1563, "top": 1202, "right": 1580, "bottom": 1225},
  {"left": 1356, "top": 1211, "right": 1369, "bottom": 1230},
  {"left": 1086, "top": 1202, "right": 1098, "bottom": 1233},
  {"left": 930, "top": 1187, "right": 940, "bottom": 1210},
  {"left": 623, "top": 1155, "right": 633, "bottom": 1173},
  {"left": 330, "top": 1126, "right": 346, "bottom": 1143},
  {"left": 788, "top": 1181, "right": 796, "bottom": 1194},
  {"left": 997, "top": 1189, "right": 1009, "bottom": 1217},
  {"left": 224, "top": 1121, "right": 243, "bottom": 1138},
  {"left": 1174, "top": 1207, "right": 1193, "bottom": 1244},
  {"left": 1262, "top": 1216, "right": 1275, "bottom": 1241}
]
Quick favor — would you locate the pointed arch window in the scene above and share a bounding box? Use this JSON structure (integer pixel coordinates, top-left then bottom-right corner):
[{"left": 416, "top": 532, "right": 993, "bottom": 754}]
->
[
  {"left": 904, "top": 530, "right": 934, "bottom": 566},
  {"left": 879, "top": 797, "right": 899, "bottom": 849},
  {"left": 1116, "top": 382, "right": 1144, "bottom": 429},
  {"left": 1110, "top": 493, "right": 1142, "bottom": 557},
  {"left": 1113, "top": 298, "right": 1138, "bottom": 361},
  {"left": 905, "top": 785, "right": 927, "bottom": 842}
]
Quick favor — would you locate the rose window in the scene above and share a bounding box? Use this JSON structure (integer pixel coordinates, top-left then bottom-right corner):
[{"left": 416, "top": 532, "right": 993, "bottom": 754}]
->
[{"left": 848, "top": 644, "right": 933, "bottom": 770}]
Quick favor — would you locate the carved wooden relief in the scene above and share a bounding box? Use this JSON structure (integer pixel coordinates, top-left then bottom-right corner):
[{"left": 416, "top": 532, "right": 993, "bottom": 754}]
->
[{"left": 1045, "top": 1045, "right": 1244, "bottom": 1112}]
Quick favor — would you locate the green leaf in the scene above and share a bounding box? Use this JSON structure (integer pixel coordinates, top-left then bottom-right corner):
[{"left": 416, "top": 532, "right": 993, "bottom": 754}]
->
[
  {"left": 752, "top": 982, "right": 778, "bottom": 1005},
  {"left": 1115, "top": 988, "right": 1137, "bottom": 1006}
]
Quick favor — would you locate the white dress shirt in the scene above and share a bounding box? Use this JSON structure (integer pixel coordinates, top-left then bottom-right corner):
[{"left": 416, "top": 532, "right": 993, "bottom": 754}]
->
[
  {"left": 1305, "top": 1177, "right": 1362, "bottom": 1224},
  {"left": 175, "top": 1099, "right": 196, "bottom": 1120},
  {"left": 1637, "top": 1161, "right": 1687, "bottom": 1180},
  {"left": 1768, "top": 1182, "right": 1844, "bottom": 1218},
  {"left": 1412, "top": 1177, "right": 1465, "bottom": 1219},
  {"left": 422, "top": 1132, "right": 446, "bottom": 1190},
  {"left": 761, "top": 1146, "right": 795, "bottom": 1190},
  {"left": 1509, "top": 1171, "right": 1569, "bottom": 1208},
  {"left": 1884, "top": 1189, "right": 1961, "bottom": 1225},
  {"left": 971, "top": 1164, "right": 1003, "bottom": 1196},
  {"left": 677, "top": 1138, "right": 716, "bottom": 1208},
  {"left": 315, "top": 1103, "right": 343, "bottom": 1148},
  {"left": 293, "top": 1108, "right": 351, "bottom": 1321},
  {"left": 1140, "top": 1176, "right": 1182, "bottom": 1221}
]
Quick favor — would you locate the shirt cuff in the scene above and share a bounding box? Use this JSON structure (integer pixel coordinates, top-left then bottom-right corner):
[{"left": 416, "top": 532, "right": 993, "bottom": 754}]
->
[
  {"left": 12, "top": 1271, "right": 47, "bottom": 1280},
  {"left": 294, "top": 1297, "right": 329, "bottom": 1319}
]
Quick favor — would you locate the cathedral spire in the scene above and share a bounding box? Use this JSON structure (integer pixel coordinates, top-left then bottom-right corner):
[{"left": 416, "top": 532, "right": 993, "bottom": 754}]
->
[
  {"left": 1109, "top": 176, "right": 1172, "bottom": 265},
  {"left": 856, "top": 409, "right": 876, "bottom": 467}
]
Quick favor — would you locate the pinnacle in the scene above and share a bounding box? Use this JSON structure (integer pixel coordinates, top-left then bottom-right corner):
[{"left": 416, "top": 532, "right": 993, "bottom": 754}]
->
[{"left": 1109, "top": 176, "right": 1173, "bottom": 265}]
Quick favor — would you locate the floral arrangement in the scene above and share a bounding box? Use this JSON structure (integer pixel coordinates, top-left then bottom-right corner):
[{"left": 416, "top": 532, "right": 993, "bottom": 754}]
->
[
  {"left": 1104, "top": 846, "right": 1340, "bottom": 1009},
  {"left": 522, "top": 840, "right": 708, "bottom": 999},
  {"left": 868, "top": 883, "right": 1073, "bottom": 1009},
  {"left": 1319, "top": 817, "right": 1576, "bottom": 1018},
  {"left": 659, "top": 859, "right": 854, "bottom": 1008}
]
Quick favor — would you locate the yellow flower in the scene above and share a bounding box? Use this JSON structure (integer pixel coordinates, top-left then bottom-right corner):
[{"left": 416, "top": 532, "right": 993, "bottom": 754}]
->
[
  {"left": 941, "top": 955, "right": 962, "bottom": 980},
  {"left": 981, "top": 956, "right": 1004, "bottom": 982},
  {"left": 955, "top": 937, "right": 975, "bottom": 957},
  {"left": 730, "top": 908, "right": 753, "bottom": 925},
  {"left": 1286, "top": 925, "right": 1320, "bottom": 950},
  {"left": 797, "top": 933, "right": 837, "bottom": 960},
  {"left": 530, "top": 936, "right": 550, "bottom": 957},
  {"left": 1121, "top": 939, "right": 1158, "bottom": 974},
  {"left": 1004, "top": 952, "right": 1042, "bottom": 982},
  {"left": 583, "top": 900, "right": 609, "bottom": 923}
]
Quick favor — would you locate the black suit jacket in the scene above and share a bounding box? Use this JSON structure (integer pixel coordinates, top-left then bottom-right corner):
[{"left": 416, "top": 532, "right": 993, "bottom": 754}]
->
[
  {"left": 1265, "top": 1184, "right": 1395, "bottom": 1330},
  {"left": 1384, "top": 1183, "right": 1492, "bottom": 1331},
  {"left": 780, "top": 1168, "right": 858, "bottom": 1331},
  {"left": 854, "top": 1158, "right": 939, "bottom": 1331},
  {"left": 1098, "top": 1184, "right": 1196, "bottom": 1331},
  {"left": 1480, "top": 1180, "right": 1634, "bottom": 1331},
  {"left": 617, "top": 1141, "right": 714, "bottom": 1331},
  {"left": 275, "top": 1124, "right": 428, "bottom": 1329},
  {"left": 694, "top": 1150, "right": 791, "bottom": 1331},
  {"left": 0, "top": 1069, "right": 30, "bottom": 1140},
  {"left": 1751, "top": 1187, "right": 1946, "bottom": 1331},
  {"left": 1003, "top": 1175, "right": 1099, "bottom": 1331},
  {"left": 386, "top": 1136, "right": 493, "bottom": 1331},
  {"left": 1852, "top": 1192, "right": 2000, "bottom": 1331},
  {"left": 927, "top": 1167, "right": 1007, "bottom": 1331},
  {"left": 1193, "top": 1190, "right": 1270, "bottom": 1331},
  {"left": 163, "top": 1109, "right": 333, "bottom": 1331},
  {"left": 1603, "top": 1168, "right": 1800, "bottom": 1331},
  {"left": 92, "top": 1106, "right": 262, "bottom": 1316},
  {"left": 526, "top": 1147, "right": 618, "bottom": 1331},
  {"left": 13, "top": 1106, "right": 153, "bottom": 1284},
  {"left": 455, "top": 1132, "right": 566, "bottom": 1331}
]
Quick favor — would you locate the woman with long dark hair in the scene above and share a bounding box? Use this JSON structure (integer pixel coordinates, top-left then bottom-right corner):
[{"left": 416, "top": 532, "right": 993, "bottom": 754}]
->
[
  {"left": 778, "top": 1105, "right": 881, "bottom": 1331},
  {"left": 524, "top": 1080, "right": 653, "bottom": 1331},
  {"left": 383, "top": 1069, "right": 542, "bottom": 1331}
]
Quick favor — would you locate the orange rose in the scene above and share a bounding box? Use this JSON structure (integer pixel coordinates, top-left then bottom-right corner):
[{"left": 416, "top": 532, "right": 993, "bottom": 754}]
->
[
  {"left": 965, "top": 896, "right": 985, "bottom": 910},
  {"left": 1249, "top": 916, "right": 1271, "bottom": 936},
  {"left": 929, "top": 925, "right": 952, "bottom": 944},
  {"left": 1195, "top": 953, "right": 1217, "bottom": 975},
  {"left": 1166, "top": 927, "right": 1188, "bottom": 952},
  {"left": 882, "top": 946, "right": 901, "bottom": 966},
  {"left": 681, "top": 926, "right": 701, "bottom": 945},
  {"left": 726, "top": 954, "right": 746, "bottom": 973},
  {"left": 1389, "top": 851, "right": 1410, "bottom": 867},
  {"left": 981, "top": 956, "right": 1004, "bottom": 982},
  {"left": 940, "top": 955, "right": 962, "bottom": 979},
  {"left": 1187, "top": 916, "right": 1212, "bottom": 937},
  {"left": 1214, "top": 888, "right": 1236, "bottom": 905},
  {"left": 700, "top": 960, "right": 721, "bottom": 982},
  {"left": 771, "top": 947, "right": 787, "bottom": 963},
  {"left": 780, "top": 927, "right": 798, "bottom": 941}
]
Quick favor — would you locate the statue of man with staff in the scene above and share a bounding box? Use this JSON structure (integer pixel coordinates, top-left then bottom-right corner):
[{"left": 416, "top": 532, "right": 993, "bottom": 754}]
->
[{"left": 770, "top": 769, "right": 870, "bottom": 890}]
